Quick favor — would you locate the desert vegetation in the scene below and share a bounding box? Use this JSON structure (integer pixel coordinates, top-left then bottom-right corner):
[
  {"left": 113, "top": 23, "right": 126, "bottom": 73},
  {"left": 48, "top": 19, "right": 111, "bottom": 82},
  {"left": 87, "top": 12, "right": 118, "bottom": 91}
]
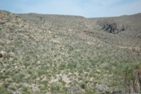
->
[{"left": 0, "top": 10, "right": 141, "bottom": 94}]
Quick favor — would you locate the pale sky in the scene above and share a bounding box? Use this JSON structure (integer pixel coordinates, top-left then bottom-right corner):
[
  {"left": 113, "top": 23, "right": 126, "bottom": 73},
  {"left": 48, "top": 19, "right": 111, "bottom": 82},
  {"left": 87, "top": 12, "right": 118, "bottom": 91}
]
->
[{"left": 0, "top": 0, "right": 141, "bottom": 17}]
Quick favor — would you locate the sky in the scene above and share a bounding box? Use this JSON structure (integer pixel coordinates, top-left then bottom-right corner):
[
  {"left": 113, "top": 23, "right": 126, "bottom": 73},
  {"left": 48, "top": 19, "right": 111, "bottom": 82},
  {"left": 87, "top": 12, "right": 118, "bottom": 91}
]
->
[{"left": 0, "top": 0, "right": 141, "bottom": 17}]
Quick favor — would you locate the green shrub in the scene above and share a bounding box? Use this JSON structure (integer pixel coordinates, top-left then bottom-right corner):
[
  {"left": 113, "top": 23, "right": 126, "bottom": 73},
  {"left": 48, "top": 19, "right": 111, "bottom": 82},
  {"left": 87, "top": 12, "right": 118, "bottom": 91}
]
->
[{"left": 0, "top": 87, "right": 11, "bottom": 94}]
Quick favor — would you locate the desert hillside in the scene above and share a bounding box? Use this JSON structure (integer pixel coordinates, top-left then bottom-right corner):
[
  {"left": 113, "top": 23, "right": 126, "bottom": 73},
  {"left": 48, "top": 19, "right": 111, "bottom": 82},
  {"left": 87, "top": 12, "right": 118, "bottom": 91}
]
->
[{"left": 0, "top": 10, "right": 141, "bottom": 94}]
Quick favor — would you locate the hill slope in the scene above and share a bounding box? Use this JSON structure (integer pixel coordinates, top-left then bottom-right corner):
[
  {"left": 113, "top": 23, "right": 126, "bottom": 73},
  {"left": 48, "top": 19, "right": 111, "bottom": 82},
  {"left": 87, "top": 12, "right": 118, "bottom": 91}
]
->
[{"left": 0, "top": 10, "right": 141, "bottom": 94}]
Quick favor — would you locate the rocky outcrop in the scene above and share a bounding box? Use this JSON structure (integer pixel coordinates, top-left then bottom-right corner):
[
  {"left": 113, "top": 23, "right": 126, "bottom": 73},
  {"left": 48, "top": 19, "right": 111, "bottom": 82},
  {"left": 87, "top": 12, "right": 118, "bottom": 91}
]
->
[
  {"left": 97, "top": 20, "right": 127, "bottom": 34},
  {"left": 103, "top": 22, "right": 126, "bottom": 34}
]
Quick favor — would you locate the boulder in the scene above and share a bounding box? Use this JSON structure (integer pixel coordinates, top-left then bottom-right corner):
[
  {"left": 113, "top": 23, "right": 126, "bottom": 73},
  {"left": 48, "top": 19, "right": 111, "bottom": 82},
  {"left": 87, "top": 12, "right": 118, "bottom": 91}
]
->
[{"left": 0, "top": 50, "right": 7, "bottom": 58}]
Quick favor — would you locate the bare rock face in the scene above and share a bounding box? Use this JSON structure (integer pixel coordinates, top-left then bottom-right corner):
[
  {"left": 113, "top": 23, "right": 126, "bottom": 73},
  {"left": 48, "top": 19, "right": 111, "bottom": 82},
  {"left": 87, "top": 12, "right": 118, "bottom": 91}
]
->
[
  {"left": 97, "top": 20, "right": 127, "bottom": 34},
  {"left": 103, "top": 22, "right": 126, "bottom": 34}
]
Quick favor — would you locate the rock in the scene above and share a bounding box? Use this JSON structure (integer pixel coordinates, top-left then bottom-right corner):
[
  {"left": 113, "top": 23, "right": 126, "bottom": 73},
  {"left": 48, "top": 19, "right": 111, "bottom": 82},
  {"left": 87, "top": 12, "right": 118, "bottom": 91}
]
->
[
  {"left": 96, "top": 84, "right": 108, "bottom": 91},
  {"left": 9, "top": 52, "right": 15, "bottom": 57},
  {"left": 0, "top": 50, "right": 7, "bottom": 58},
  {"left": 133, "top": 80, "right": 140, "bottom": 93},
  {"left": 97, "top": 20, "right": 127, "bottom": 34},
  {"left": 103, "top": 22, "right": 126, "bottom": 34},
  {"left": 68, "top": 85, "right": 84, "bottom": 94}
]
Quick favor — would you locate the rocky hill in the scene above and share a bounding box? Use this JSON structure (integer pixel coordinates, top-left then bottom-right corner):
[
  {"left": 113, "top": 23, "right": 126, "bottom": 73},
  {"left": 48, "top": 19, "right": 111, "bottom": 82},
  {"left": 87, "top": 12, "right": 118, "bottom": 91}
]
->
[{"left": 0, "top": 10, "right": 141, "bottom": 94}]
